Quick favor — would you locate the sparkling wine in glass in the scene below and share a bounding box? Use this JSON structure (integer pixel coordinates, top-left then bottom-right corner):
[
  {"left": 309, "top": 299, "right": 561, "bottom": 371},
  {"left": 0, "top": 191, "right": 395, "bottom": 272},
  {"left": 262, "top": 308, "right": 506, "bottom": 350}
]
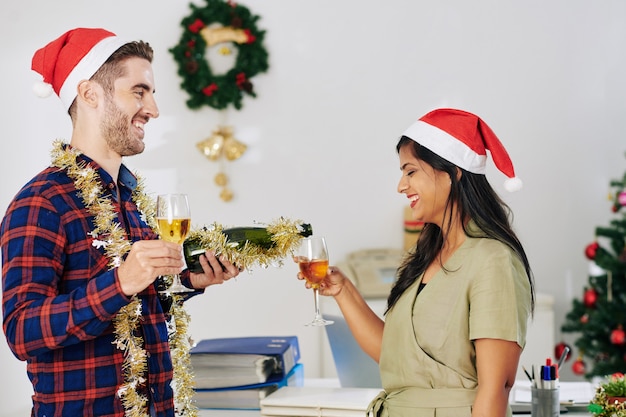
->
[
  {"left": 156, "top": 193, "right": 193, "bottom": 293},
  {"left": 295, "top": 237, "right": 334, "bottom": 326}
]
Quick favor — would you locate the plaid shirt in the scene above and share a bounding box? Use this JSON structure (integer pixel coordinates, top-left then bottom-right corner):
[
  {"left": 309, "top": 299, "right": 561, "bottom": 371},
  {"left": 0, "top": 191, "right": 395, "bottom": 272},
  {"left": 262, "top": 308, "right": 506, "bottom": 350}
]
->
[{"left": 1, "top": 148, "right": 191, "bottom": 416}]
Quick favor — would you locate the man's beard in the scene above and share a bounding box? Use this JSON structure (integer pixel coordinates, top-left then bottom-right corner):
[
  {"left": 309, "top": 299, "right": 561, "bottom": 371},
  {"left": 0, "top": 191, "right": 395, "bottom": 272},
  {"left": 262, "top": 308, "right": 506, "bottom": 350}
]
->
[{"left": 101, "top": 97, "right": 145, "bottom": 157}]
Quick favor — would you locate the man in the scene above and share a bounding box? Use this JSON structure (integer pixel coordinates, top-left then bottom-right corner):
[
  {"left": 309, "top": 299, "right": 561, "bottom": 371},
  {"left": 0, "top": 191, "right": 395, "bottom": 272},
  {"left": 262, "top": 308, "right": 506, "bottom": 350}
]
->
[{"left": 1, "top": 27, "right": 239, "bottom": 416}]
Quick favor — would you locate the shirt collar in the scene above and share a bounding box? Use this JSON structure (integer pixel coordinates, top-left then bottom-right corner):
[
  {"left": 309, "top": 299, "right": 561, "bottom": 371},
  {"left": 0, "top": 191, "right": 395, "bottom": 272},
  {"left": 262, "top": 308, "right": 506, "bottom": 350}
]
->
[
  {"left": 118, "top": 164, "right": 137, "bottom": 191},
  {"left": 71, "top": 147, "right": 138, "bottom": 197}
]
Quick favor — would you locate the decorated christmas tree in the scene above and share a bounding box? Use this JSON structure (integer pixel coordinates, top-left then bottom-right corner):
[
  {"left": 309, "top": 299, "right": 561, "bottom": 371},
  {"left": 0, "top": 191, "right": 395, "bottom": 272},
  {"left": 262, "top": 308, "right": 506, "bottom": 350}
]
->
[{"left": 561, "top": 155, "right": 626, "bottom": 378}]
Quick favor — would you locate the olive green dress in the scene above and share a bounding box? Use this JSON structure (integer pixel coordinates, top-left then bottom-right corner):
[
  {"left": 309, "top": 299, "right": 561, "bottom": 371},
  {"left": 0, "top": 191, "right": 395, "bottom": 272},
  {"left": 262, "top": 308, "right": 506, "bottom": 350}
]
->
[{"left": 369, "top": 225, "right": 531, "bottom": 417}]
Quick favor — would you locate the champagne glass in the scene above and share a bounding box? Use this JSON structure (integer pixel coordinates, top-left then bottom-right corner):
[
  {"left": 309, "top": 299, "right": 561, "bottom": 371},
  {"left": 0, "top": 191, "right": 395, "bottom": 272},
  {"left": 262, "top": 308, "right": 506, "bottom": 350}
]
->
[
  {"left": 295, "top": 237, "right": 334, "bottom": 326},
  {"left": 156, "top": 193, "right": 193, "bottom": 293}
]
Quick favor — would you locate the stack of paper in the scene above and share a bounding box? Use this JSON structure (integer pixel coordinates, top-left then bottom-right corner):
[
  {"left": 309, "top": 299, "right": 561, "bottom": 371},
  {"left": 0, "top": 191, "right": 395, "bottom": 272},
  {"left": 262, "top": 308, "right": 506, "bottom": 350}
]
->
[{"left": 260, "top": 386, "right": 382, "bottom": 417}]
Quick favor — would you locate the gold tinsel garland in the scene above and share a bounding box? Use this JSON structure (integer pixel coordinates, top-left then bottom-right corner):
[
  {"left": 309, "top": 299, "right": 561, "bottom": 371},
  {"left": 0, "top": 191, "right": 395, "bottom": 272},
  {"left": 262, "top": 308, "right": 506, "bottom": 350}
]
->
[
  {"left": 588, "top": 385, "right": 626, "bottom": 416},
  {"left": 186, "top": 218, "right": 309, "bottom": 271},
  {"left": 50, "top": 140, "right": 197, "bottom": 417}
]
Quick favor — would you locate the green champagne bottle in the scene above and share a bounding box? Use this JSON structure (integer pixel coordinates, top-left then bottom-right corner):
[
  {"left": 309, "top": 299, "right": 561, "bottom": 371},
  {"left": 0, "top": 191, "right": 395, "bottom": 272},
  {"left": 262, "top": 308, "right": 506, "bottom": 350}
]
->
[{"left": 184, "top": 222, "right": 313, "bottom": 273}]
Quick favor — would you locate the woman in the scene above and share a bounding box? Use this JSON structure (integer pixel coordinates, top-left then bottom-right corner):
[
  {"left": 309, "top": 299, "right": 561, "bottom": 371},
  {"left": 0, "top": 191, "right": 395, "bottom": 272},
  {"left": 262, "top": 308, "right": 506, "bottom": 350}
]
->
[{"left": 304, "top": 108, "right": 535, "bottom": 417}]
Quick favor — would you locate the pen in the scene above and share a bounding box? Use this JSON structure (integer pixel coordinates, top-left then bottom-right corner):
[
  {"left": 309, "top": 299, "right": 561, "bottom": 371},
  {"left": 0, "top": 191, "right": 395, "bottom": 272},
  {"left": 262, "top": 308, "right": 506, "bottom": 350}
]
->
[
  {"left": 535, "top": 365, "right": 543, "bottom": 389},
  {"left": 557, "top": 345, "right": 570, "bottom": 370},
  {"left": 541, "top": 358, "right": 557, "bottom": 389},
  {"left": 522, "top": 366, "right": 533, "bottom": 384},
  {"left": 542, "top": 365, "right": 551, "bottom": 389},
  {"left": 552, "top": 364, "right": 559, "bottom": 389}
]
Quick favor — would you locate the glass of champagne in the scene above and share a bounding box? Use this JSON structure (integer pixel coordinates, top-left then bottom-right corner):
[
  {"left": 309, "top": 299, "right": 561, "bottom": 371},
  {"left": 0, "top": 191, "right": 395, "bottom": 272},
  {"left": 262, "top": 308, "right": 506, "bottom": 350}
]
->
[
  {"left": 156, "top": 193, "right": 193, "bottom": 293},
  {"left": 295, "top": 237, "right": 334, "bottom": 326}
]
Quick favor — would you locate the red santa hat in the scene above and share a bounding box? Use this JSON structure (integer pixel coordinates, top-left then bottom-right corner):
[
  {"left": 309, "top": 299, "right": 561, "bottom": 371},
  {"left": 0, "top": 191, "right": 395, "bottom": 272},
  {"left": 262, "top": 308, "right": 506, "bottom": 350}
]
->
[
  {"left": 31, "top": 28, "right": 127, "bottom": 112},
  {"left": 402, "top": 108, "right": 523, "bottom": 192}
]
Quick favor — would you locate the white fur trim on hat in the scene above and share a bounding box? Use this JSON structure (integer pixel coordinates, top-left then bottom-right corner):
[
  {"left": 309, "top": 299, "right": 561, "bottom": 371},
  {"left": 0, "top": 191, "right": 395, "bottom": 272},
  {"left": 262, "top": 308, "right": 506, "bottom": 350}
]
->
[
  {"left": 58, "top": 35, "right": 127, "bottom": 111},
  {"left": 402, "top": 120, "right": 487, "bottom": 174}
]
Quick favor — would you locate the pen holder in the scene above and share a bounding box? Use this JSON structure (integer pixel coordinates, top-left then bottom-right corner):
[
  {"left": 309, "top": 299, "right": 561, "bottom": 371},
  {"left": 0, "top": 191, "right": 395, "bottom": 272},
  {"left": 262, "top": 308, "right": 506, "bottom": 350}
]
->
[{"left": 531, "top": 387, "right": 559, "bottom": 417}]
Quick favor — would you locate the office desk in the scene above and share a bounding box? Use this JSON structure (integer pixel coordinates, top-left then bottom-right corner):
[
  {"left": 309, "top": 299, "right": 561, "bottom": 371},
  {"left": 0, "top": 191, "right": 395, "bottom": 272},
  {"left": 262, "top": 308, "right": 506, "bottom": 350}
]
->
[
  {"left": 197, "top": 408, "right": 592, "bottom": 416},
  {"left": 197, "top": 401, "right": 592, "bottom": 416},
  {"left": 199, "top": 410, "right": 260, "bottom": 417},
  {"left": 196, "top": 379, "right": 592, "bottom": 416}
]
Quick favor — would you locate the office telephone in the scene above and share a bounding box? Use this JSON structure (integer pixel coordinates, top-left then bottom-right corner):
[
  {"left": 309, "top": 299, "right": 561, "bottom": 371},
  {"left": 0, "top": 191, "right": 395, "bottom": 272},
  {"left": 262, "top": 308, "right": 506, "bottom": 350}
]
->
[{"left": 337, "top": 248, "right": 406, "bottom": 298}]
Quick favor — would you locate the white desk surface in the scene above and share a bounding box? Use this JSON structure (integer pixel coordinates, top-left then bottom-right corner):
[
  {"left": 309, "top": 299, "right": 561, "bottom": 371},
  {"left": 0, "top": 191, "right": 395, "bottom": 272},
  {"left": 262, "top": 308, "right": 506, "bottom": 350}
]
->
[
  {"left": 198, "top": 410, "right": 260, "bottom": 417},
  {"left": 196, "top": 379, "right": 592, "bottom": 416},
  {"left": 197, "top": 407, "right": 591, "bottom": 417},
  {"left": 197, "top": 406, "right": 591, "bottom": 416}
]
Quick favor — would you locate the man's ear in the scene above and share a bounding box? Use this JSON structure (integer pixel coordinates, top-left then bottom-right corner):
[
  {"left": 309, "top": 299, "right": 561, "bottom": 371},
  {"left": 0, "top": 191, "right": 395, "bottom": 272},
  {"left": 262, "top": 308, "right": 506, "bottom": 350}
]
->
[{"left": 76, "top": 80, "right": 100, "bottom": 108}]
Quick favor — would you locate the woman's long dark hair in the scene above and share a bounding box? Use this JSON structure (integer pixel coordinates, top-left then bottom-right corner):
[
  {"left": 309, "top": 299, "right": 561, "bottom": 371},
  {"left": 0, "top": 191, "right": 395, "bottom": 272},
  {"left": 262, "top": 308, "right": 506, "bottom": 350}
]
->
[{"left": 386, "top": 136, "right": 535, "bottom": 314}]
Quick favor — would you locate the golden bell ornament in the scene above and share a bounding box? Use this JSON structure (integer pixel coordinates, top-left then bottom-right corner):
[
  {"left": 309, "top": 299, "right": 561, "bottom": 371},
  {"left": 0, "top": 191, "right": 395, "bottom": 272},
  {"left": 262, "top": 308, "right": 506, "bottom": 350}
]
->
[
  {"left": 196, "top": 126, "right": 246, "bottom": 162},
  {"left": 222, "top": 136, "right": 247, "bottom": 161},
  {"left": 197, "top": 125, "right": 246, "bottom": 202},
  {"left": 196, "top": 135, "right": 224, "bottom": 161}
]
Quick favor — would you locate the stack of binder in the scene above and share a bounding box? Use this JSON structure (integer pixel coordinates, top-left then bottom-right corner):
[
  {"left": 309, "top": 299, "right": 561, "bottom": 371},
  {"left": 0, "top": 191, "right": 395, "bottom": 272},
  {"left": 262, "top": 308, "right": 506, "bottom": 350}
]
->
[{"left": 191, "top": 335, "right": 303, "bottom": 410}]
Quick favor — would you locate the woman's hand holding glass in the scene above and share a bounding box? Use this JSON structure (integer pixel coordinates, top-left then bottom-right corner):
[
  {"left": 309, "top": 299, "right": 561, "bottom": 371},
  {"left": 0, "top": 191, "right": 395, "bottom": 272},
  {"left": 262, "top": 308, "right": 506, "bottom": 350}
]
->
[
  {"left": 295, "top": 237, "right": 340, "bottom": 326},
  {"left": 297, "top": 264, "right": 347, "bottom": 297}
]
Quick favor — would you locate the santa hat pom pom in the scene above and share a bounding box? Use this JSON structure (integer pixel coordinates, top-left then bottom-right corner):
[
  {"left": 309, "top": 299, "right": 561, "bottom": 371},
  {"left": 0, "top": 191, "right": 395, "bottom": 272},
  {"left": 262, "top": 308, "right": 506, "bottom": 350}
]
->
[
  {"left": 504, "top": 177, "right": 523, "bottom": 192},
  {"left": 33, "top": 81, "right": 53, "bottom": 98}
]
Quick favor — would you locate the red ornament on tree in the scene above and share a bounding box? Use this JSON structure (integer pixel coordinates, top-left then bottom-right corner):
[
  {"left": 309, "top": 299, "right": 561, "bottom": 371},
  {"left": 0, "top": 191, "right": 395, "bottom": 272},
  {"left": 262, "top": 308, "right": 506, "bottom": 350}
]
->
[
  {"left": 554, "top": 341, "right": 572, "bottom": 363},
  {"left": 580, "top": 314, "right": 589, "bottom": 324},
  {"left": 610, "top": 326, "right": 626, "bottom": 345},
  {"left": 585, "top": 242, "right": 599, "bottom": 260},
  {"left": 583, "top": 288, "right": 598, "bottom": 308},
  {"left": 572, "top": 357, "right": 586, "bottom": 375}
]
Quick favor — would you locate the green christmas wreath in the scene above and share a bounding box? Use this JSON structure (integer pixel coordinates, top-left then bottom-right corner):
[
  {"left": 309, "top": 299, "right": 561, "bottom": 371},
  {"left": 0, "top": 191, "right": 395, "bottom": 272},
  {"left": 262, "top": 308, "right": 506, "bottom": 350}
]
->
[{"left": 170, "top": 0, "right": 269, "bottom": 110}]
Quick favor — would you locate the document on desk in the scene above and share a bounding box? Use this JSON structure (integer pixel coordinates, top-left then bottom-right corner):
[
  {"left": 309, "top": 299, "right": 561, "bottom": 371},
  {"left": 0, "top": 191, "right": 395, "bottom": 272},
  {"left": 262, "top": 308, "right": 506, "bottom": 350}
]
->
[
  {"left": 260, "top": 386, "right": 381, "bottom": 417},
  {"left": 511, "top": 380, "right": 595, "bottom": 405}
]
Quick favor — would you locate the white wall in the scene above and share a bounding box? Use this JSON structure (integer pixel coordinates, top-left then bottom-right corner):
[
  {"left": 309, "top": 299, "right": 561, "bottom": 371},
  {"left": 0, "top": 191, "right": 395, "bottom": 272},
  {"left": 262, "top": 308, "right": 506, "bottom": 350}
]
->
[{"left": 1, "top": 0, "right": 625, "bottom": 414}]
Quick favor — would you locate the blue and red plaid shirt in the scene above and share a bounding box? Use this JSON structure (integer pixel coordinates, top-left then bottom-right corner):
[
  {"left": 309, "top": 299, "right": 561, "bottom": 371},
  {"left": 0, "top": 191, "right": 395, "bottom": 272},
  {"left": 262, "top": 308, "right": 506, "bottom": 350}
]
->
[{"left": 1, "top": 145, "right": 193, "bottom": 416}]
